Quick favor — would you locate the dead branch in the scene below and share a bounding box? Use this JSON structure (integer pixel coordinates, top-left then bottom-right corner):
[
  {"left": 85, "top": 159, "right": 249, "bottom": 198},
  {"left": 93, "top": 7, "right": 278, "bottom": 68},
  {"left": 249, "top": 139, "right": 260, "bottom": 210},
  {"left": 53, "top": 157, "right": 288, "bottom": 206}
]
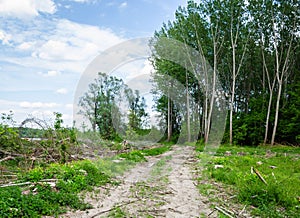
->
[
  {"left": 0, "top": 181, "right": 32, "bottom": 188},
  {"left": 238, "top": 205, "right": 247, "bottom": 216},
  {"left": 0, "top": 149, "right": 24, "bottom": 157},
  {"left": 0, "top": 179, "right": 58, "bottom": 188},
  {"left": 253, "top": 167, "right": 268, "bottom": 185},
  {"left": 0, "top": 156, "right": 15, "bottom": 162},
  {"left": 39, "top": 179, "right": 58, "bottom": 182},
  {"left": 215, "top": 206, "right": 235, "bottom": 218},
  {"left": 208, "top": 209, "right": 216, "bottom": 217},
  {"left": 0, "top": 175, "right": 17, "bottom": 177}
]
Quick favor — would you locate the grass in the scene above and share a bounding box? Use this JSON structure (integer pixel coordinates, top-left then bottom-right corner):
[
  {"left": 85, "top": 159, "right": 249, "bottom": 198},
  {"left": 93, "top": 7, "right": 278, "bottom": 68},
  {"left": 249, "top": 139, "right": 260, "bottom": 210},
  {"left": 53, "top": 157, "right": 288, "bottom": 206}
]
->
[
  {"left": 197, "top": 144, "right": 300, "bottom": 217},
  {"left": 141, "top": 144, "right": 172, "bottom": 156}
]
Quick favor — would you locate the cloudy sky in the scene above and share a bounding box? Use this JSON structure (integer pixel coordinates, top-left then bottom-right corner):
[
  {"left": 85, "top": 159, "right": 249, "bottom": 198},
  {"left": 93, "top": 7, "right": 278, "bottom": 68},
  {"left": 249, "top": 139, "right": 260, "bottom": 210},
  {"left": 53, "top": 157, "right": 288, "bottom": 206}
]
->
[{"left": 0, "top": 0, "right": 185, "bottom": 127}]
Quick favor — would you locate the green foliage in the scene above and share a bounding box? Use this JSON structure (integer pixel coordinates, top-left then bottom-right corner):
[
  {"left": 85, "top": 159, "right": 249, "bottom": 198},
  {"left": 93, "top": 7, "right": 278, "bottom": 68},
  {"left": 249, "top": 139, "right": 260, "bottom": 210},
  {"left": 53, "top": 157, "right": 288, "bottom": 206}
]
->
[
  {"left": 128, "top": 89, "right": 149, "bottom": 130},
  {"left": 23, "top": 160, "right": 110, "bottom": 188},
  {"left": 193, "top": 139, "right": 205, "bottom": 152},
  {"left": 0, "top": 111, "right": 20, "bottom": 152},
  {"left": 18, "top": 127, "right": 45, "bottom": 139},
  {"left": 0, "top": 186, "right": 63, "bottom": 217},
  {"left": 0, "top": 159, "right": 111, "bottom": 217},
  {"left": 118, "top": 150, "right": 147, "bottom": 162},
  {"left": 78, "top": 72, "right": 126, "bottom": 139},
  {"left": 151, "top": 0, "right": 300, "bottom": 146},
  {"left": 0, "top": 183, "right": 92, "bottom": 218},
  {"left": 278, "top": 81, "right": 300, "bottom": 144},
  {"left": 200, "top": 145, "right": 300, "bottom": 217},
  {"left": 141, "top": 144, "right": 171, "bottom": 156},
  {"left": 125, "top": 125, "right": 139, "bottom": 141}
]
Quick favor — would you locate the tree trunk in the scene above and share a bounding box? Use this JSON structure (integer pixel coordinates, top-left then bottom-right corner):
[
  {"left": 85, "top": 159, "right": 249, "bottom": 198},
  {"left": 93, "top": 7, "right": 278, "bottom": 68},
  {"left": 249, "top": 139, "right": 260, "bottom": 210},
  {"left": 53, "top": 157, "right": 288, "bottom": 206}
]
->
[
  {"left": 230, "top": 44, "right": 236, "bottom": 145},
  {"left": 271, "top": 80, "right": 282, "bottom": 145},
  {"left": 264, "top": 90, "right": 273, "bottom": 144},
  {"left": 206, "top": 42, "right": 217, "bottom": 144},
  {"left": 186, "top": 68, "right": 191, "bottom": 142},
  {"left": 167, "top": 88, "right": 172, "bottom": 142}
]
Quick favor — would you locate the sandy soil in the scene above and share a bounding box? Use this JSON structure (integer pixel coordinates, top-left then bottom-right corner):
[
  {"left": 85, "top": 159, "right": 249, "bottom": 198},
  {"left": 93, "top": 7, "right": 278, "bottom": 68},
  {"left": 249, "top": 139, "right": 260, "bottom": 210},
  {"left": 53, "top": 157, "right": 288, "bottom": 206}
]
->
[{"left": 61, "top": 145, "right": 215, "bottom": 218}]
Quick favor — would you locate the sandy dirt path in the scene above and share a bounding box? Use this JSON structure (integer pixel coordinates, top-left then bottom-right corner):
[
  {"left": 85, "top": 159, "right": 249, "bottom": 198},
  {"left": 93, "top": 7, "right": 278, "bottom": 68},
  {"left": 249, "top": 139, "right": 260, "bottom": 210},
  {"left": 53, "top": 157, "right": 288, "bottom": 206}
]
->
[{"left": 62, "top": 145, "right": 214, "bottom": 218}]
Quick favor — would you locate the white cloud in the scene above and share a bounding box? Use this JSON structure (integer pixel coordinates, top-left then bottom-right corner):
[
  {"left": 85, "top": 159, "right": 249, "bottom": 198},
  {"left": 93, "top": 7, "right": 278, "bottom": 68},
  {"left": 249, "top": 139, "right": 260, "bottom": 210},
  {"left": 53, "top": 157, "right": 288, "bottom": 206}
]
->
[
  {"left": 0, "top": 0, "right": 57, "bottom": 19},
  {"left": 28, "top": 19, "right": 125, "bottom": 64},
  {"left": 0, "top": 30, "right": 11, "bottom": 45},
  {"left": 19, "top": 101, "right": 60, "bottom": 109},
  {"left": 38, "top": 70, "right": 61, "bottom": 77},
  {"left": 119, "top": 2, "right": 128, "bottom": 9},
  {"left": 0, "top": 18, "right": 125, "bottom": 73},
  {"left": 18, "top": 41, "right": 34, "bottom": 50},
  {"left": 65, "top": 104, "right": 73, "bottom": 109},
  {"left": 141, "top": 60, "right": 154, "bottom": 75},
  {"left": 56, "top": 88, "right": 68, "bottom": 94}
]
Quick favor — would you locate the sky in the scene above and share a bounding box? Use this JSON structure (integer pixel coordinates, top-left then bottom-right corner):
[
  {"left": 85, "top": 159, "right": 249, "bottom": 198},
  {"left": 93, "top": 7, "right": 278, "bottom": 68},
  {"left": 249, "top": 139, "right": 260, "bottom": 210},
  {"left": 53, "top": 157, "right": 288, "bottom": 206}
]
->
[{"left": 0, "top": 0, "right": 186, "bottom": 127}]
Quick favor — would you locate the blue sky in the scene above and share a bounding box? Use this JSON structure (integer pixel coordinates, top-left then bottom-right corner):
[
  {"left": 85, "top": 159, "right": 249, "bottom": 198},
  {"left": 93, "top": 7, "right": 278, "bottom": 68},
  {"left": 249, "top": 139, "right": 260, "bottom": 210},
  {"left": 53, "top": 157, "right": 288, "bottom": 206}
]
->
[{"left": 0, "top": 0, "right": 186, "bottom": 127}]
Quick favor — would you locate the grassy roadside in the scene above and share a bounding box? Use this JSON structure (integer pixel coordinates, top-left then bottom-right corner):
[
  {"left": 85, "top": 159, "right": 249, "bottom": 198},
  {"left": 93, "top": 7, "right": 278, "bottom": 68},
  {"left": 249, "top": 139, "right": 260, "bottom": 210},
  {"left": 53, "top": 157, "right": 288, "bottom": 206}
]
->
[
  {"left": 196, "top": 144, "right": 300, "bottom": 217},
  {"left": 0, "top": 143, "right": 172, "bottom": 218}
]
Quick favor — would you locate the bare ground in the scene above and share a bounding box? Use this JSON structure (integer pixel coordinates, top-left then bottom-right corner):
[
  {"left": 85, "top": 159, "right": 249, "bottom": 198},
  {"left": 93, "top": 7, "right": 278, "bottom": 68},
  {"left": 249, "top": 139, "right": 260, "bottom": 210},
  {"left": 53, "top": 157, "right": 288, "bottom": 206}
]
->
[{"left": 61, "top": 145, "right": 215, "bottom": 218}]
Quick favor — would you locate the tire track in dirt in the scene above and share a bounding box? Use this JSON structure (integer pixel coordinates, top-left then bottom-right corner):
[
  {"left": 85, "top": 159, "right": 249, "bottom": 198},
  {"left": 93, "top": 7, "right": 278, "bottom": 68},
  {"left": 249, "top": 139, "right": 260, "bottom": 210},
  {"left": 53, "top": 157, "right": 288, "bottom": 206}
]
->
[
  {"left": 62, "top": 145, "right": 214, "bottom": 217},
  {"left": 160, "top": 145, "right": 212, "bottom": 217}
]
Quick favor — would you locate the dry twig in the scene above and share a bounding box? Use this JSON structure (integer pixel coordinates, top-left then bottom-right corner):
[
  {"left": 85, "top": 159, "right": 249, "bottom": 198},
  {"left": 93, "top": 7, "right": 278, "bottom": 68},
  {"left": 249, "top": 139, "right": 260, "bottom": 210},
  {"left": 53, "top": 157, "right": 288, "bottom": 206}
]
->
[
  {"left": 215, "top": 206, "right": 235, "bottom": 218},
  {"left": 252, "top": 167, "right": 267, "bottom": 185}
]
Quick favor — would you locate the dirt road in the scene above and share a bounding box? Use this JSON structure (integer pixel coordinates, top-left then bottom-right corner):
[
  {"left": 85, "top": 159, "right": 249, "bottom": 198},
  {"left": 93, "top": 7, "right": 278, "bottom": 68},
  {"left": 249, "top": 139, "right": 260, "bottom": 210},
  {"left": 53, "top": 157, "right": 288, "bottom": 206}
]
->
[{"left": 63, "top": 145, "right": 214, "bottom": 217}]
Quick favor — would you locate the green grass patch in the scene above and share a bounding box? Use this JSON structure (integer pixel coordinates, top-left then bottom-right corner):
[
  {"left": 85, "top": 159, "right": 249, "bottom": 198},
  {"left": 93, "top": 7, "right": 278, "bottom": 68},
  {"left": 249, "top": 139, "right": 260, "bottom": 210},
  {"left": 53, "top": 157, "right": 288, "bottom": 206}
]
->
[
  {"left": 141, "top": 144, "right": 171, "bottom": 156},
  {"left": 198, "top": 145, "right": 300, "bottom": 217},
  {"left": 117, "top": 150, "right": 147, "bottom": 162}
]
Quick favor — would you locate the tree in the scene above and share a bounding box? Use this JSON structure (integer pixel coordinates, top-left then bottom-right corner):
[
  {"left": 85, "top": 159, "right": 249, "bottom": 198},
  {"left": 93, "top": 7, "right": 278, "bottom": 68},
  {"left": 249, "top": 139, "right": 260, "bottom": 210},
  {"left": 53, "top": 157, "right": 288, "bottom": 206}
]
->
[
  {"left": 150, "top": 0, "right": 300, "bottom": 146},
  {"left": 150, "top": 0, "right": 228, "bottom": 144},
  {"left": 78, "top": 72, "right": 127, "bottom": 139},
  {"left": 127, "top": 90, "right": 149, "bottom": 131},
  {"left": 249, "top": 0, "right": 300, "bottom": 145}
]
